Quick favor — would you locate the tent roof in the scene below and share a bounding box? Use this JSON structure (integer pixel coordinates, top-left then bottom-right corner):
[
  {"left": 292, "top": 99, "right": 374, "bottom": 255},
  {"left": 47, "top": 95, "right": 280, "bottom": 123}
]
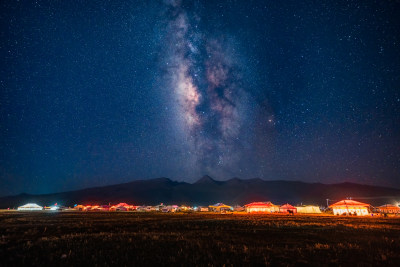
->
[
  {"left": 245, "top": 202, "right": 276, "bottom": 207},
  {"left": 210, "top": 203, "right": 231, "bottom": 208},
  {"left": 115, "top": 203, "right": 130, "bottom": 206},
  {"left": 329, "top": 200, "right": 370, "bottom": 208},
  {"left": 280, "top": 203, "right": 296, "bottom": 209},
  {"left": 19, "top": 203, "right": 42, "bottom": 208},
  {"left": 378, "top": 204, "right": 400, "bottom": 209}
]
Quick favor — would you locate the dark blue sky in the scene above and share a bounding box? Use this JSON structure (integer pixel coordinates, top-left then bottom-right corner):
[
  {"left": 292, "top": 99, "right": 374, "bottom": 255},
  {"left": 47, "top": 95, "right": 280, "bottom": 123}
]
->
[{"left": 1, "top": 0, "right": 399, "bottom": 196}]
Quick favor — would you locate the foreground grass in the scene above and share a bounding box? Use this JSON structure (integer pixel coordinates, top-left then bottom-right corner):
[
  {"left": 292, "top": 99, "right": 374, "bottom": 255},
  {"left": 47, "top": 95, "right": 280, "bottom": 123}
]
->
[{"left": 0, "top": 212, "right": 399, "bottom": 266}]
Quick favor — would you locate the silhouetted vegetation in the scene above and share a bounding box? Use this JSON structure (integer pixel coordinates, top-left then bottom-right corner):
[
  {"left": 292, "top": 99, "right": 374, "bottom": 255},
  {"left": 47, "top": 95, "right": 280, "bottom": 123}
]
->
[{"left": 1, "top": 211, "right": 399, "bottom": 266}]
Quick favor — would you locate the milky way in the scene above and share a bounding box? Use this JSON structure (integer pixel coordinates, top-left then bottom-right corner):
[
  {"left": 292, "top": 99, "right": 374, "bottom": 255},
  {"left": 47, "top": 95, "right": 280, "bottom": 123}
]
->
[
  {"left": 1, "top": 0, "right": 399, "bottom": 195},
  {"left": 161, "top": 0, "right": 255, "bottom": 177}
]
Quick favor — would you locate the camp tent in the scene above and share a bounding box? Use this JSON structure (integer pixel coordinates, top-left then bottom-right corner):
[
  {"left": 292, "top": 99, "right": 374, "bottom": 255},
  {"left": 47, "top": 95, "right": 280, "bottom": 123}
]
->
[
  {"left": 244, "top": 202, "right": 279, "bottom": 213},
  {"left": 195, "top": 206, "right": 209, "bottom": 212},
  {"left": 329, "top": 200, "right": 370, "bottom": 216},
  {"left": 179, "top": 205, "right": 192, "bottom": 211},
  {"left": 99, "top": 205, "right": 110, "bottom": 211},
  {"left": 233, "top": 205, "right": 245, "bottom": 212},
  {"left": 74, "top": 205, "right": 86, "bottom": 211},
  {"left": 209, "top": 203, "right": 232, "bottom": 212},
  {"left": 296, "top": 205, "right": 322, "bottom": 214},
  {"left": 110, "top": 203, "right": 134, "bottom": 211},
  {"left": 377, "top": 204, "right": 400, "bottom": 214},
  {"left": 162, "top": 205, "right": 179, "bottom": 212},
  {"left": 17, "top": 203, "right": 43, "bottom": 211},
  {"left": 279, "top": 204, "right": 297, "bottom": 213}
]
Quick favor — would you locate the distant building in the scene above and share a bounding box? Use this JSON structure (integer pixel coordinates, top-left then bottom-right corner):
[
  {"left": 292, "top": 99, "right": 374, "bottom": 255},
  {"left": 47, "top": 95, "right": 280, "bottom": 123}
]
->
[
  {"left": 329, "top": 200, "right": 370, "bottom": 216},
  {"left": 244, "top": 202, "right": 279, "bottom": 213},
  {"left": 377, "top": 204, "right": 400, "bottom": 214},
  {"left": 296, "top": 205, "right": 322, "bottom": 214},
  {"left": 17, "top": 203, "right": 43, "bottom": 211}
]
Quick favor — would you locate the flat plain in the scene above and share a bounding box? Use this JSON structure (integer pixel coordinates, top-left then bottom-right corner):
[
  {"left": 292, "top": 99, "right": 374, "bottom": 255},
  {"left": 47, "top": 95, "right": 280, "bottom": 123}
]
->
[{"left": 1, "top": 211, "right": 399, "bottom": 266}]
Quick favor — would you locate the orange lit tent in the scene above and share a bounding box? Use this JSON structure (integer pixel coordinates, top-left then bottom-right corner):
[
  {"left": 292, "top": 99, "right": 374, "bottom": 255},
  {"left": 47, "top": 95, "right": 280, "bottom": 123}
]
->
[
  {"left": 244, "top": 202, "right": 279, "bottom": 213},
  {"left": 279, "top": 204, "right": 297, "bottom": 213},
  {"left": 110, "top": 203, "right": 133, "bottom": 211},
  {"left": 295, "top": 205, "right": 322, "bottom": 214},
  {"left": 377, "top": 204, "right": 400, "bottom": 214},
  {"left": 209, "top": 203, "right": 232, "bottom": 212},
  {"left": 74, "top": 205, "right": 86, "bottom": 211},
  {"left": 329, "top": 200, "right": 370, "bottom": 216}
]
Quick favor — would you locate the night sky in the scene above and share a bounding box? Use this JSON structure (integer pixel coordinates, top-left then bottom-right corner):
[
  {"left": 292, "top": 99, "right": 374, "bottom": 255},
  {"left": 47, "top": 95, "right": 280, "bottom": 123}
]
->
[{"left": 1, "top": 0, "right": 400, "bottom": 196}]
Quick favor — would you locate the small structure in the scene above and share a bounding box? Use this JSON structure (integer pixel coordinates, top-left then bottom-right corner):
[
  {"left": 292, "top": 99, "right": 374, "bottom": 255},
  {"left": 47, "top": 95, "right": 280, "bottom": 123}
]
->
[
  {"left": 135, "top": 206, "right": 147, "bottom": 212},
  {"left": 47, "top": 205, "right": 60, "bottom": 211},
  {"left": 99, "top": 205, "right": 110, "bottom": 211},
  {"left": 110, "top": 203, "right": 133, "bottom": 211},
  {"left": 17, "top": 203, "right": 43, "bottom": 211},
  {"left": 377, "top": 204, "right": 400, "bottom": 214},
  {"left": 329, "top": 200, "right": 370, "bottom": 216},
  {"left": 44, "top": 203, "right": 60, "bottom": 211},
  {"left": 244, "top": 202, "right": 279, "bottom": 213},
  {"left": 179, "top": 205, "right": 192, "bottom": 211},
  {"left": 155, "top": 203, "right": 166, "bottom": 211},
  {"left": 296, "top": 205, "right": 322, "bottom": 214},
  {"left": 279, "top": 203, "right": 297, "bottom": 214},
  {"left": 162, "top": 205, "right": 179, "bottom": 212},
  {"left": 194, "top": 206, "right": 209, "bottom": 212},
  {"left": 233, "top": 205, "right": 245, "bottom": 212},
  {"left": 74, "top": 205, "right": 86, "bottom": 211},
  {"left": 209, "top": 203, "right": 232, "bottom": 212},
  {"left": 90, "top": 205, "right": 101, "bottom": 211}
]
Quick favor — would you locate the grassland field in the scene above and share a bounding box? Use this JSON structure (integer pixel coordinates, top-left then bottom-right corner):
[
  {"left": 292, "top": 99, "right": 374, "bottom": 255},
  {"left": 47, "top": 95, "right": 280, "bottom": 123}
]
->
[{"left": 0, "top": 211, "right": 399, "bottom": 266}]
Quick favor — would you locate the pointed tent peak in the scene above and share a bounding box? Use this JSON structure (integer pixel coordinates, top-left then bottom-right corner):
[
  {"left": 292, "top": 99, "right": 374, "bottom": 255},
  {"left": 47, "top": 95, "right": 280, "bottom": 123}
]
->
[
  {"left": 209, "top": 203, "right": 231, "bottom": 208},
  {"left": 195, "top": 175, "right": 217, "bottom": 184},
  {"left": 280, "top": 203, "right": 296, "bottom": 209},
  {"left": 115, "top": 203, "right": 130, "bottom": 206},
  {"left": 244, "top": 202, "right": 275, "bottom": 207}
]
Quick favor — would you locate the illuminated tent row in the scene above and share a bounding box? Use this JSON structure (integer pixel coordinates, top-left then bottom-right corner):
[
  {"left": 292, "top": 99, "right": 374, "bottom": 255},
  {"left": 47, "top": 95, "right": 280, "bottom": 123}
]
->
[
  {"left": 244, "top": 202, "right": 322, "bottom": 214},
  {"left": 73, "top": 203, "right": 137, "bottom": 211}
]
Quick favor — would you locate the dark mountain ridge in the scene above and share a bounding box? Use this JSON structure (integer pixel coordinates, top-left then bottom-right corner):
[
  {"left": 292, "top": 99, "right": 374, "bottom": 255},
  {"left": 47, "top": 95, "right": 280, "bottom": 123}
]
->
[{"left": 1, "top": 177, "right": 399, "bottom": 208}]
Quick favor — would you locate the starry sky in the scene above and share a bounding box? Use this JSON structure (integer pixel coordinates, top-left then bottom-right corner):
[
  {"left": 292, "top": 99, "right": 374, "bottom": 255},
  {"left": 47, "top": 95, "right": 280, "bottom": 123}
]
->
[{"left": 1, "top": 0, "right": 399, "bottom": 196}]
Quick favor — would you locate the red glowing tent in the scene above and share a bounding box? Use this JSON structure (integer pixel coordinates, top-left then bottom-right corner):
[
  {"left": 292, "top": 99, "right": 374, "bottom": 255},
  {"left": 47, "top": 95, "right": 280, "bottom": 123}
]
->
[{"left": 279, "top": 203, "right": 297, "bottom": 213}]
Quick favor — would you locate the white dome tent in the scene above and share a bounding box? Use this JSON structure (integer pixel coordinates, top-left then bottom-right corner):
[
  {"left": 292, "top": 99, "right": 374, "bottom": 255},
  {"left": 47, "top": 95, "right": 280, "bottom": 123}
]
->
[{"left": 17, "top": 203, "right": 43, "bottom": 211}]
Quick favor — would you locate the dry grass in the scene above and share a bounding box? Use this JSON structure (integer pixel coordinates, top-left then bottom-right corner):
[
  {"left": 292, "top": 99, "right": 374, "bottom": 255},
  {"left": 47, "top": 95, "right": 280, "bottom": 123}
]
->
[{"left": 0, "top": 211, "right": 399, "bottom": 266}]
